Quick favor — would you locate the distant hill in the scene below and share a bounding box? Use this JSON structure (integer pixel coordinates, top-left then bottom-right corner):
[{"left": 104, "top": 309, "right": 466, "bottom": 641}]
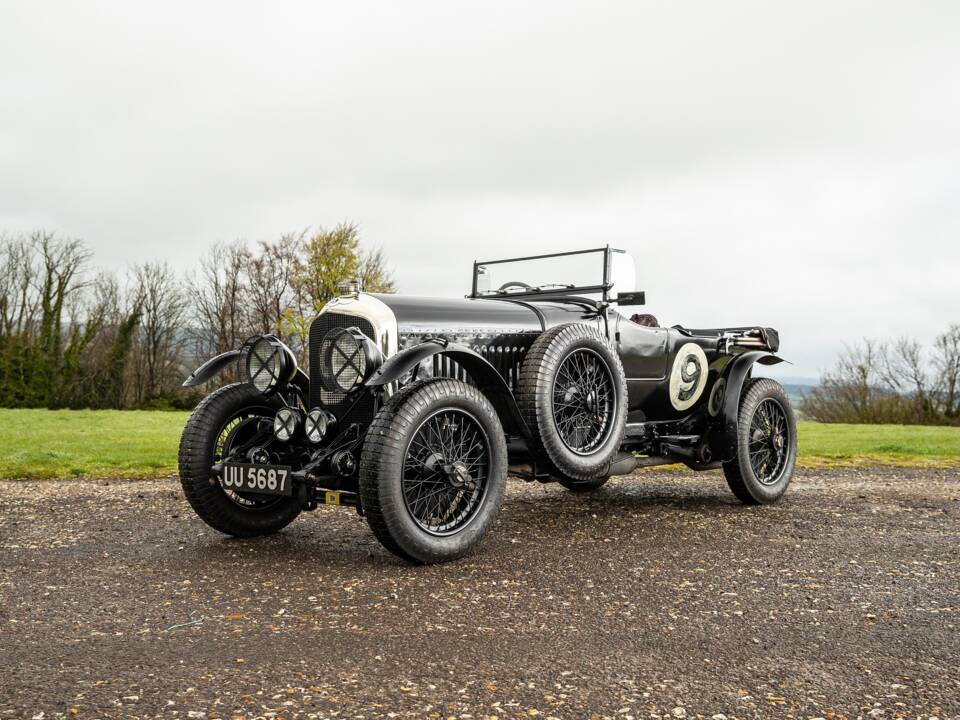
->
[
  {"left": 752, "top": 371, "right": 819, "bottom": 408},
  {"left": 768, "top": 375, "right": 820, "bottom": 387},
  {"left": 782, "top": 384, "right": 813, "bottom": 408}
]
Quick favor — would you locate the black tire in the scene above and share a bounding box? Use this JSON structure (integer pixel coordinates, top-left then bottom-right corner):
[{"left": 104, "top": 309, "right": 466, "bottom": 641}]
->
[
  {"left": 722, "top": 378, "right": 797, "bottom": 505},
  {"left": 360, "top": 378, "right": 508, "bottom": 564},
  {"left": 556, "top": 475, "right": 609, "bottom": 492},
  {"left": 518, "top": 323, "right": 628, "bottom": 482},
  {"left": 178, "top": 383, "right": 302, "bottom": 537}
]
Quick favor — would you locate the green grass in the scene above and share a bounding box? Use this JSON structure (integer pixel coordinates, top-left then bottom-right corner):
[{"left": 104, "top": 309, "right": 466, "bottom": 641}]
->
[
  {"left": 0, "top": 410, "right": 958, "bottom": 480},
  {"left": 797, "top": 421, "right": 960, "bottom": 468},
  {"left": 0, "top": 409, "right": 190, "bottom": 479}
]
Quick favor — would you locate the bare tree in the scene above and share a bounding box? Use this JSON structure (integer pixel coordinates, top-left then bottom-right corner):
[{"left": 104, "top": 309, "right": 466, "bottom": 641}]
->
[
  {"left": 132, "top": 262, "right": 187, "bottom": 403},
  {"left": 801, "top": 340, "right": 914, "bottom": 424},
  {"left": 932, "top": 323, "right": 960, "bottom": 419},
  {"left": 0, "top": 235, "right": 40, "bottom": 338},
  {"left": 85, "top": 273, "right": 142, "bottom": 409},
  {"left": 30, "top": 232, "right": 92, "bottom": 405},
  {"left": 187, "top": 241, "right": 251, "bottom": 358},
  {"left": 877, "top": 338, "right": 932, "bottom": 423},
  {"left": 35, "top": 231, "right": 90, "bottom": 355},
  {"left": 246, "top": 232, "right": 303, "bottom": 341},
  {"left": 0, "top": 237, "right": 45, "bottom": 405},
  {"left": 79, "top": 272, "right": 124, "bottom": 390},
  {"left": 359, "top": 246, "right": 396, "bottom": 294},
  {"left": 802, "top": 330, "right": 960, "bottom": 426},
  {"left": 1, "top": 224, "right": 398, "bottom": 409},
  {"left": 55, "top": 270, "right": 114, "bottom": 407}
]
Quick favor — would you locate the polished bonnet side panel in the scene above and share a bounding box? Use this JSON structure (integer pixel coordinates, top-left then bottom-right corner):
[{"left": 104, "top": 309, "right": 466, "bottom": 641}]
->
[{"left": 370, "top": 294, "right": 543, "bottom": 334}]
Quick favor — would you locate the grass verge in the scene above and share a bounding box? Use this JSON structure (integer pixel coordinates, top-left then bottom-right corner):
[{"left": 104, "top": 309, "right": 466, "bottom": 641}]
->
[
  {"left": 797, "top": 421, "right": 960, "bottom": 468},
  {"left": 0, "top": 409, "right": 190, "bottom": 479},
  {"left": 0, "top": 410, "right": 957, "bottom": 479}
]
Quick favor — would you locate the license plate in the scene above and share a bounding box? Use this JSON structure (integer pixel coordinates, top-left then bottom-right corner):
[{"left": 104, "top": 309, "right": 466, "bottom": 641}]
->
[{"left": 221, "top": 463, "right": 293, "bottom": 496}]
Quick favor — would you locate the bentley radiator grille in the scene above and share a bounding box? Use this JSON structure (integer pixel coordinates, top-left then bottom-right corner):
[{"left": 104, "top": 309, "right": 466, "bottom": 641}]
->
[{"left": 309, "top": 312, "right": 377, "bottom": 422}]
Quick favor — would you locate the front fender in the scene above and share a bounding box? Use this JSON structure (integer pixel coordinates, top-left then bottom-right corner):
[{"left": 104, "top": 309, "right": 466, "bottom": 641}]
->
[
  {"left": 182, "top": 350, "right": 240, "bottom": 387},
  {"left": 367, "top": 340, "right": 530, "bottom": 438},
  {"left": 708, "top": 351, "right": 787, "bottom": 461}
]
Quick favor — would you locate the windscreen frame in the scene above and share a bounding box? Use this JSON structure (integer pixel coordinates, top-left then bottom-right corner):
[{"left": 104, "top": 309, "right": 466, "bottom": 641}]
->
[{"left": 469, "top": 246, "right": 629, "bottom": 302}]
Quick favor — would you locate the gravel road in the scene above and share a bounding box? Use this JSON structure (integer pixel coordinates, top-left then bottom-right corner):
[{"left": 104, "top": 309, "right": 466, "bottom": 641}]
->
[{"left": 1, "top": 467, "right": 958, "bottom": 720}]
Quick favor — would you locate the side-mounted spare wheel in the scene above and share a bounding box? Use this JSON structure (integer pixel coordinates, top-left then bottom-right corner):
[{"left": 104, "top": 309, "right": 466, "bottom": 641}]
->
[
  {"left": 723, "top": 378, "right": 797, "bottom": 504},
  {"left": 517, "top": 323, "right": 628, "bottom": 489},
  {"left": 178, "top": 383, "right": 302, "bottom": 537},
  {"left": 359, "top": 377, "right": 508, "bottom": 564}
]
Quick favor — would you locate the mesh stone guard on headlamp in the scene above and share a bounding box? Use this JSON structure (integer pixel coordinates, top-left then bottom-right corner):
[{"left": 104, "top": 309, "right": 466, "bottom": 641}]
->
[
  {"left": 319, "top": 326, "right": 383, "bottom": 394},
  {"left": 238, "top": 335, "right": 295, "bottom": 394}
]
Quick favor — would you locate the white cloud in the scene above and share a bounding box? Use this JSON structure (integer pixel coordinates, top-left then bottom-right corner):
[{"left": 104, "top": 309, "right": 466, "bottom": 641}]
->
[{"left": 1, "top": 0, "right": 958, "bottom": 378}]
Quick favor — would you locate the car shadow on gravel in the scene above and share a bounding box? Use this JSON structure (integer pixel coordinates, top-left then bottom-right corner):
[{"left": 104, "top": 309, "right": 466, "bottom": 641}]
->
[
  {"left": 182, "top": 514, "right": 410, "bottom": 567},
  {"left": 515, "top": 474, "right": 749, "bottom": 510},
  {"left": 178, "top": 477, "right": 757, "bottom": 566}
]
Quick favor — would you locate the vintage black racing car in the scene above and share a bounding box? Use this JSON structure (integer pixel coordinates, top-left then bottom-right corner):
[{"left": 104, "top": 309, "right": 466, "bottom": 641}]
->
[{"left": 179, "top": 247, "right": 796, "bottom": 563}]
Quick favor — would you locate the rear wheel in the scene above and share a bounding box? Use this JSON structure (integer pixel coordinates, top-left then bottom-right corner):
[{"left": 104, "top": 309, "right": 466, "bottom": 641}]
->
[
  {"left": 722, "top": 378, "right": 797, "bottom": 504},
  {"left": 178, "top": 383, "right": 302, "bottom": 536},
  {"left": 359, "top": 378, "right": 508, "bottom": 564}
]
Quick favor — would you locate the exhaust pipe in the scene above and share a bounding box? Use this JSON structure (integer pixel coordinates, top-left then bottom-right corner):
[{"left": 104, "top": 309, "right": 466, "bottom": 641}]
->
[
  {"left": 660, "top": 442, "right": 697, "bottom": 459},
  {"left": 661, "top": 442, "right": 714, "bottom": 465}
]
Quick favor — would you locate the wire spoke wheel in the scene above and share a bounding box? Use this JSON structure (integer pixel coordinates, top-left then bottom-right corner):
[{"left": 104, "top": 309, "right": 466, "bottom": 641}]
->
[
  {"left": 213, "top": 409, "right": 282, "bottom": 510},
  {"left": 401, "top": 408, "right": 491, "bottom": 536},
  {"left": 361, "top": 378, "right": 508, "bottom": 563},
  {"left": 748, "top": 397, "right": 790, "bottom": 485},
  {"left": 179, "top": 383, "right": 302, "bottom": 538},
  {"left": 552, "top": 348, "right": 616, "bottom": 455},
  {"left": 518, "top": 324, "right": 627, "bottom": 485}
]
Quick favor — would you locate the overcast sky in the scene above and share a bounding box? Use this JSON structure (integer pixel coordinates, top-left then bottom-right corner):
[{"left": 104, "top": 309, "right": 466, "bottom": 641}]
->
[{"left": 1, "top": 1, "right": 957, "bottom": 379}]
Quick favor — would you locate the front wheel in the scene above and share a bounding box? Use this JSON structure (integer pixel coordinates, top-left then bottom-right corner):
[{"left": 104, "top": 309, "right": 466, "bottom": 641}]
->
[
  {"left": 359, "top": 378, "right": 508, "bottom": 564},
  {"left": 178, "top": 383, "right": 302, "bottom": 537},
  {"left": 722, "top": 378, "right": 797, "bottom": 504}
]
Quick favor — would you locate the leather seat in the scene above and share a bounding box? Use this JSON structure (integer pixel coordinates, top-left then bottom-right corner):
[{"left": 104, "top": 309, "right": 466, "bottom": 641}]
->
[{"left": 630, "top": 313, "right": 660, "bottom": 328}]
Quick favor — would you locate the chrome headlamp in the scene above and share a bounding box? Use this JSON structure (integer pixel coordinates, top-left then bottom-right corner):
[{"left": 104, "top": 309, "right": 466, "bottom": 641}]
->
[
  {"left": 319, "top": 327, "right": 383, "bottom": 393},
  {"left": 238, "top": 335, "right": 298, "bottom": 394},
  {"left": 305, "top": 408, "right": 337, "bottom": 444},
  {"left": 273, "top": 407, "right": 300, "bottom": 442}
]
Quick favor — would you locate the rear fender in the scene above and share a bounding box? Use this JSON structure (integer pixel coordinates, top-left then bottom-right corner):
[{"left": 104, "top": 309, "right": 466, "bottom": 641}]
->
[
  {"left": 367, "top": 340, "right": 530, "bottom": 438},
  {"left": 708, "top": 352, "right": 786, "bottom": 461}
]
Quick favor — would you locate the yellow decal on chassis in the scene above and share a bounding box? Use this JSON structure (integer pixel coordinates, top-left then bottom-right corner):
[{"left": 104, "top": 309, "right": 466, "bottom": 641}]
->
[{"left": 324, "top": 491, "right": 341, "bottom": 506}]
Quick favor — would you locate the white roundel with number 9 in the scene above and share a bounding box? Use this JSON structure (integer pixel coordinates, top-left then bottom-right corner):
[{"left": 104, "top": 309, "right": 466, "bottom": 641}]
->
[{"left": 668, "top": 342, "right": 709, "bottom": 411}]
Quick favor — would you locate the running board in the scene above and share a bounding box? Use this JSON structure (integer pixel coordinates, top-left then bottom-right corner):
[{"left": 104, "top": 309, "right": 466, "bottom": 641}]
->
[
  {"left": 611, "top": 451, "right": 695, "bottom": 474},
  {"left": 657, "top": 434, "right": 700, "bottom": 445}
]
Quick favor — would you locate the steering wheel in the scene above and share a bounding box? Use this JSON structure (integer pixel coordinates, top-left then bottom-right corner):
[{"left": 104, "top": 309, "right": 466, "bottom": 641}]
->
[{"left": 496, "top": 281, "right": 534, "bottom": 293}]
